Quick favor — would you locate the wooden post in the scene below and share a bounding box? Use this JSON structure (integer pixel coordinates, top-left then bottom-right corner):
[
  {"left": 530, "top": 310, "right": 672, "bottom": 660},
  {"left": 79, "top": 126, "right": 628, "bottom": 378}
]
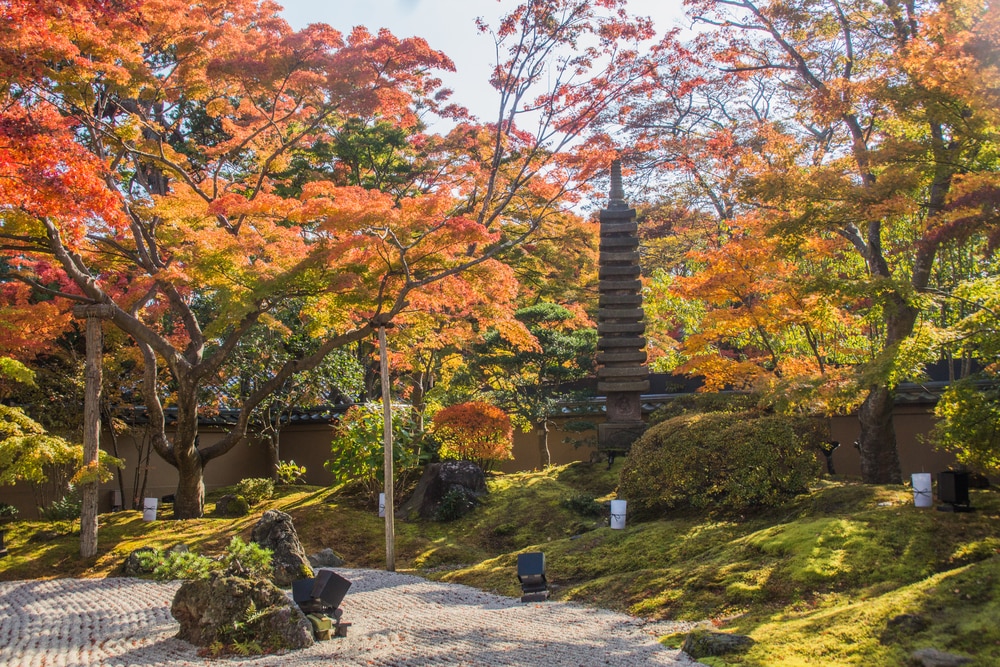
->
[
  {"left": 73, "top": 304, "right": 113, "bottom": 559},
  {"left": 379, "top": 325, "right": 396, "bottom": 572}
]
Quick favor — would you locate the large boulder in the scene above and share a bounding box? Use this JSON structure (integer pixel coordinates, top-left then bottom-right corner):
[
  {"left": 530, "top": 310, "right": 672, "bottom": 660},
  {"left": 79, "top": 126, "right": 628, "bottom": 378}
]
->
[
  {"left": 171, "top": 574, "right": 314, "bottom": 651},
  {"left": 251, "top": 510, "right": 313, "bottom": 586},
  {"left": 397, "top": 461, "right": 487, "bottom": 520}
]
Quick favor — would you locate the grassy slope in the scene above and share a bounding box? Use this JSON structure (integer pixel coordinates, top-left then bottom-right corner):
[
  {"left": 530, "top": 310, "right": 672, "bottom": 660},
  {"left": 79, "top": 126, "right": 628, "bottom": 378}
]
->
[{"left": 1, "top": 463, "right": 998, "bottom": 666}]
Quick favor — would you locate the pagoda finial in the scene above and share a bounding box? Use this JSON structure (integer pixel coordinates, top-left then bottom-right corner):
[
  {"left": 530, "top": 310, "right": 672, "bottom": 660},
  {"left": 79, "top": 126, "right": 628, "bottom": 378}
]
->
[{"left": 608, "top": 159, "right": 627, "bottom": 210}]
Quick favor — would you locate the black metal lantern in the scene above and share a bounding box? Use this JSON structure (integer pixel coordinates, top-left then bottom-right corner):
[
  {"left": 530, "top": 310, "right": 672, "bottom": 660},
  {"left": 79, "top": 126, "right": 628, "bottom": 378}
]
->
[
  {"left": 517, "top": 552, "right": 548, "bottom": 602},
  {"left": 937, "top": 471, "right": 974, "bottom": 512},
  {"left": 292, "top": 569, "right": 352, "bottom": 638}
]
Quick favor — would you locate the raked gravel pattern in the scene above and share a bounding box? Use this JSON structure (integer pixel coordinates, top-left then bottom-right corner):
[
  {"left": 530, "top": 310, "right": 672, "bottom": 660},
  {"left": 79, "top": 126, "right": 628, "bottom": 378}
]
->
[{"left": 0, "top": 569, "right": 706, "bottom": 666}]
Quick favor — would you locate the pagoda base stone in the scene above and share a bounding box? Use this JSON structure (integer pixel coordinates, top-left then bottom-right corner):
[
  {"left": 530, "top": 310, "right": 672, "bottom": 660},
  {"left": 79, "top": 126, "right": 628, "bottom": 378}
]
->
[
  {"left": 598, "top": 380, "right": 650, "bottom": 393},
  {"left": 598, "top": 421, "right": 646, "bottom": 453}
]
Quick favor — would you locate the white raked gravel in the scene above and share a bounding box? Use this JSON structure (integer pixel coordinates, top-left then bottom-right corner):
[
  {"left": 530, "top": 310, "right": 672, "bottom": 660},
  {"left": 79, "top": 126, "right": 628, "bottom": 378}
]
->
[{"left": 0, "top": 569, "right": 706, "bottom": 666}]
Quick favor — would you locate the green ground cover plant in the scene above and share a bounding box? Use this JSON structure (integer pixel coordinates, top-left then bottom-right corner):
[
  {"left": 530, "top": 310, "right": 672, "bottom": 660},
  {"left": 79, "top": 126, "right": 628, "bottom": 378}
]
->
[{"left": 0, "top": 466, "right": 997, "bottom": 666}]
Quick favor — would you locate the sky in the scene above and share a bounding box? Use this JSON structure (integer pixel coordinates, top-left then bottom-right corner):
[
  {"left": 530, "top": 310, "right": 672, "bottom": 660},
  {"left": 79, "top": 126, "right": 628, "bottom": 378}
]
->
[{"left": 275, "top": 0, "right": 689, "bottom": 122}]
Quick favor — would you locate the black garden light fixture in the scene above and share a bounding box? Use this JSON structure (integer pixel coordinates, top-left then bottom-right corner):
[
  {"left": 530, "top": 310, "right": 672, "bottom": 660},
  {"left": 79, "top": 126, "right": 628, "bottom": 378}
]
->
[
  {"left": 517, "top": 552, "right": 548, "bottom": 602},
  {"left": 937, "top": 470, "right": 975, "bottom": 513},
  {"left": 292, "top": 569, "right": 352, "bottom": 639}
]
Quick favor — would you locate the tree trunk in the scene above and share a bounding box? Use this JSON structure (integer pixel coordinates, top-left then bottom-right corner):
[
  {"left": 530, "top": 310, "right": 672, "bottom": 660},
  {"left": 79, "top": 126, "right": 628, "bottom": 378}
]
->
[
  {"left": 855, "top": 297, "right": 917, "bottom": 485},
  {"left": 171, "top": 393, "right": 205, "bottom": 518},
  {"left": 173, "top": 449, "right": 205, "bottom": 519},
  {"left": 537, "top": 420, "right": 551, "bottom": 468},
  {"left": 265, "top": 434, "right": 280, "bottom": 481},
  {"left": 857, "top": 384, "right": 903, "bottom": 484}
]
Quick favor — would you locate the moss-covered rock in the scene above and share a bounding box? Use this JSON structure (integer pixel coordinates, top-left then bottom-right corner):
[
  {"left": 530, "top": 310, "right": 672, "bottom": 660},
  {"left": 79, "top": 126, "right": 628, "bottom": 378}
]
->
[
  {"left": 680, "top": 629, "right": 755, "bottom": 658},
  {"left": 251, "top": 509, "right": 313, "bottom": 586},
  {"left": 171, "top": 574, "right": 313, "bottom": 652},
  {"left": 214, "top": 494, "right": 249, "bottom": 517},
  {"left": 121, "top": 546, "right": 157, "bottom": 576}
]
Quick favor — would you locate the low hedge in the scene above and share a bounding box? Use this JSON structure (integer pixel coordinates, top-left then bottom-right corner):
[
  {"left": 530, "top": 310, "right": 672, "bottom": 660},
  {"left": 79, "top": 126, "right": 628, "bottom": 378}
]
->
[{"left": 619, "top": 411, "right": 824, "bottom": 516}]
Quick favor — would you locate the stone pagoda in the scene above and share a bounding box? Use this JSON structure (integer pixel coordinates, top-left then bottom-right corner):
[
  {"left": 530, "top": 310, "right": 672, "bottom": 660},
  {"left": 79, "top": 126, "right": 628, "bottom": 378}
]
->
[{"left": 596, "top": 160, "right": 648, "bottom": 456}]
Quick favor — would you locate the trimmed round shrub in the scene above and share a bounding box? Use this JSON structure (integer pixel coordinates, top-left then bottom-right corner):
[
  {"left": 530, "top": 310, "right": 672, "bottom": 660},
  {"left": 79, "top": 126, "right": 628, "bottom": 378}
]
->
[
  {"left": 648, "top": 392, "right": 762, "bottom": 427},
  {"left": 619, "top": 411, "right": 823, "bottom": 516},
  {"left": 235, "top": 478, "right": 274, "bottom": 506}
]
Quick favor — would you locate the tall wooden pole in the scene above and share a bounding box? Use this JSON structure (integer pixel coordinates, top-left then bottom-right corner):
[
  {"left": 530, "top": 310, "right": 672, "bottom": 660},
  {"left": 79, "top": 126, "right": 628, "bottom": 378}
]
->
[
  {"left": 379, "top": 325, "right": 396, "bottom": 572},
  {"left": 73, "top": 304, "right": 112, "bottom": 559}
]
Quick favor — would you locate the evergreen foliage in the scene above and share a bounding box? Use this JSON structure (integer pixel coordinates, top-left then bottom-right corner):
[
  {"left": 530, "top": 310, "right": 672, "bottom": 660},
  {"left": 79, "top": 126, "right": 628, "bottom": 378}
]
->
[
  {"left": 235, "top": 478, "right": 274, "bottom": 506},
  {"left": 620, "top": 411, "right": 824, "bottom": 515}
]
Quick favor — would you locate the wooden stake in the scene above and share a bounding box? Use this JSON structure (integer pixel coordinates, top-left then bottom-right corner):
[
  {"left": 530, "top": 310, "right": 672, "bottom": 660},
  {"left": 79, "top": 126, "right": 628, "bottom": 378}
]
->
[
  {"left": 379, "top": 325, "right": 396, "bottom": 572},
  {"left": 73, "top": 304, "right": 112, "bottom": 559}
]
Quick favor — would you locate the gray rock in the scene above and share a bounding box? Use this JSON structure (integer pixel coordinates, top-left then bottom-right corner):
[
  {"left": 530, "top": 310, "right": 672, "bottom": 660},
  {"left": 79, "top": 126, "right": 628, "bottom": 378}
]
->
[
  {"left": 680, "top": 629, "right": 754, "bottom": 658},
  {"left": 308, "top": 548, "right": 345, "bottom": 568},
  {"left": 398, "top": 461, "right": 488, "bottom": 520},
  {"left": 121, "top": 546, "right": 157, "bottom": 576},
  {"left": 911, "top": 648, "right": 973, "bottom": 667},
  {"left": 251, "top": 509, "right": 313, "bottom": 586},
  {"left": 171, "top": 573, "right": 314, "bottom": 651}
]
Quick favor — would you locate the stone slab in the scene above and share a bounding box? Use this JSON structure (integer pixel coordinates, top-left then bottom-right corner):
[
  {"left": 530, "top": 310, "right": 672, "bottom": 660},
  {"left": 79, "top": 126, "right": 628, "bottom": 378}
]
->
[
  {"left": 600, "top": 221, "right": 639, "bottom": 235},
  {"left": 598, "top": 322, "right": 646, "bottom": 335},
  {"left": 604, "top": 392, "right": 643, "bottom": 420},
  {"left": 597, "top": 336, "right": 646, "bottom": 349},
  {"left": 599, "top": 294, "right": 643, "bottom": 307},
  {"left": 600, "top": 237, "right": 640, "bottom": 249},
  {"left": 599, "top": 308, "right": 644, "bottom": 320},
  {"left": 600, "top": 251, "right": 641, "bottom": 263},
  {"left": 598, "top": 366, "right": 649, "bottom": 379},
  {"left": 599, "top": 210, "right": 637, "bottom": 224},
  {"left": 598, "top": 380, "right": 651, "bottom": 393},
  {"left": 600, "top": 280, "right": 642, "bottom": 292},
  {"left": 599, "top": 266, "right": 641, "bottom": 279},
  {"left": 597, "top": 351, "right": 648, "bottom": 364}
]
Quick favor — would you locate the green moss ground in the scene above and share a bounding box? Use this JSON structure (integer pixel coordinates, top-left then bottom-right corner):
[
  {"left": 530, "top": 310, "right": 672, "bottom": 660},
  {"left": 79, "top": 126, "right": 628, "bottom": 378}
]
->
[{"left": 1, "top": 464, "right": 998, "bottom": 666}]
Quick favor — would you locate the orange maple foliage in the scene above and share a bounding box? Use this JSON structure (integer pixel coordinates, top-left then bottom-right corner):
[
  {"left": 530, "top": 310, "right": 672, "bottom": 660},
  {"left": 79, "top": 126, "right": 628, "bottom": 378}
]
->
[
  {"left": 0, "top": 0, "right": 657, "bottom": 517},
  {"left": 432, "top": 401, "right": 514, "bottom": 471},
  {"left": 630, "top": 0, "right": 999, "bottom": 484}
]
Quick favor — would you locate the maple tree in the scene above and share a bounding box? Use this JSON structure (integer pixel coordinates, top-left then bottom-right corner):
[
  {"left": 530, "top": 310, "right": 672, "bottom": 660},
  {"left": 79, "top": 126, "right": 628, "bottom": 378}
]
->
[
  {"left": 627, "top": 0, "right": 999, "bottom": 483},
  {"left": 0, "top": 0, "right": 661, "bottom": 517},
  {"left": 431, "top": 401, "right": 514, "bottom": 472}
]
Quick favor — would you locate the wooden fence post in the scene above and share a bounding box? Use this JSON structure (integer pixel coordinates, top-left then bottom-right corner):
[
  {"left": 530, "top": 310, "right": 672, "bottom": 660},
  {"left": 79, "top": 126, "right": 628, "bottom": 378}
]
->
[
  {"left": 379, "top": 325, "right": 395, "bottom": 572},
  {"left": 72, "top": 304, "right": 113, "bottom": 559}
]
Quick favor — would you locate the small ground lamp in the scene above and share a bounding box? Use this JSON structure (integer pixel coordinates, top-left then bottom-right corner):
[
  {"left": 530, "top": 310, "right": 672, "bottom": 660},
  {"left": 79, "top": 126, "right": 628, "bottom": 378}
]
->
[
  {"left": 517, "top": 552, "right": 548, "bottom": 602},
  {"left": 292, "top": 569, "right": 353, "bottom": 639},
  {"left": 937, "top": 470, "right": 975, "bottom": 513}
]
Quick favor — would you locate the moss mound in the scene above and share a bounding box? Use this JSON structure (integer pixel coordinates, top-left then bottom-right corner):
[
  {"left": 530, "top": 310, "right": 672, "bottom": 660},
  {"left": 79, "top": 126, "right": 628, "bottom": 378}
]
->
[{"left": 620, "top": 411, "right": 824, "bottom": 516}]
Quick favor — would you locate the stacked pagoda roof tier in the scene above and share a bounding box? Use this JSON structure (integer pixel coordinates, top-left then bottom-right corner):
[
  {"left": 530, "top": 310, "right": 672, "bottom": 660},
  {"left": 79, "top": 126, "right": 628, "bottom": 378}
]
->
[{"left": 596, "top": 161, "right": 648, "bottom": 454}]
